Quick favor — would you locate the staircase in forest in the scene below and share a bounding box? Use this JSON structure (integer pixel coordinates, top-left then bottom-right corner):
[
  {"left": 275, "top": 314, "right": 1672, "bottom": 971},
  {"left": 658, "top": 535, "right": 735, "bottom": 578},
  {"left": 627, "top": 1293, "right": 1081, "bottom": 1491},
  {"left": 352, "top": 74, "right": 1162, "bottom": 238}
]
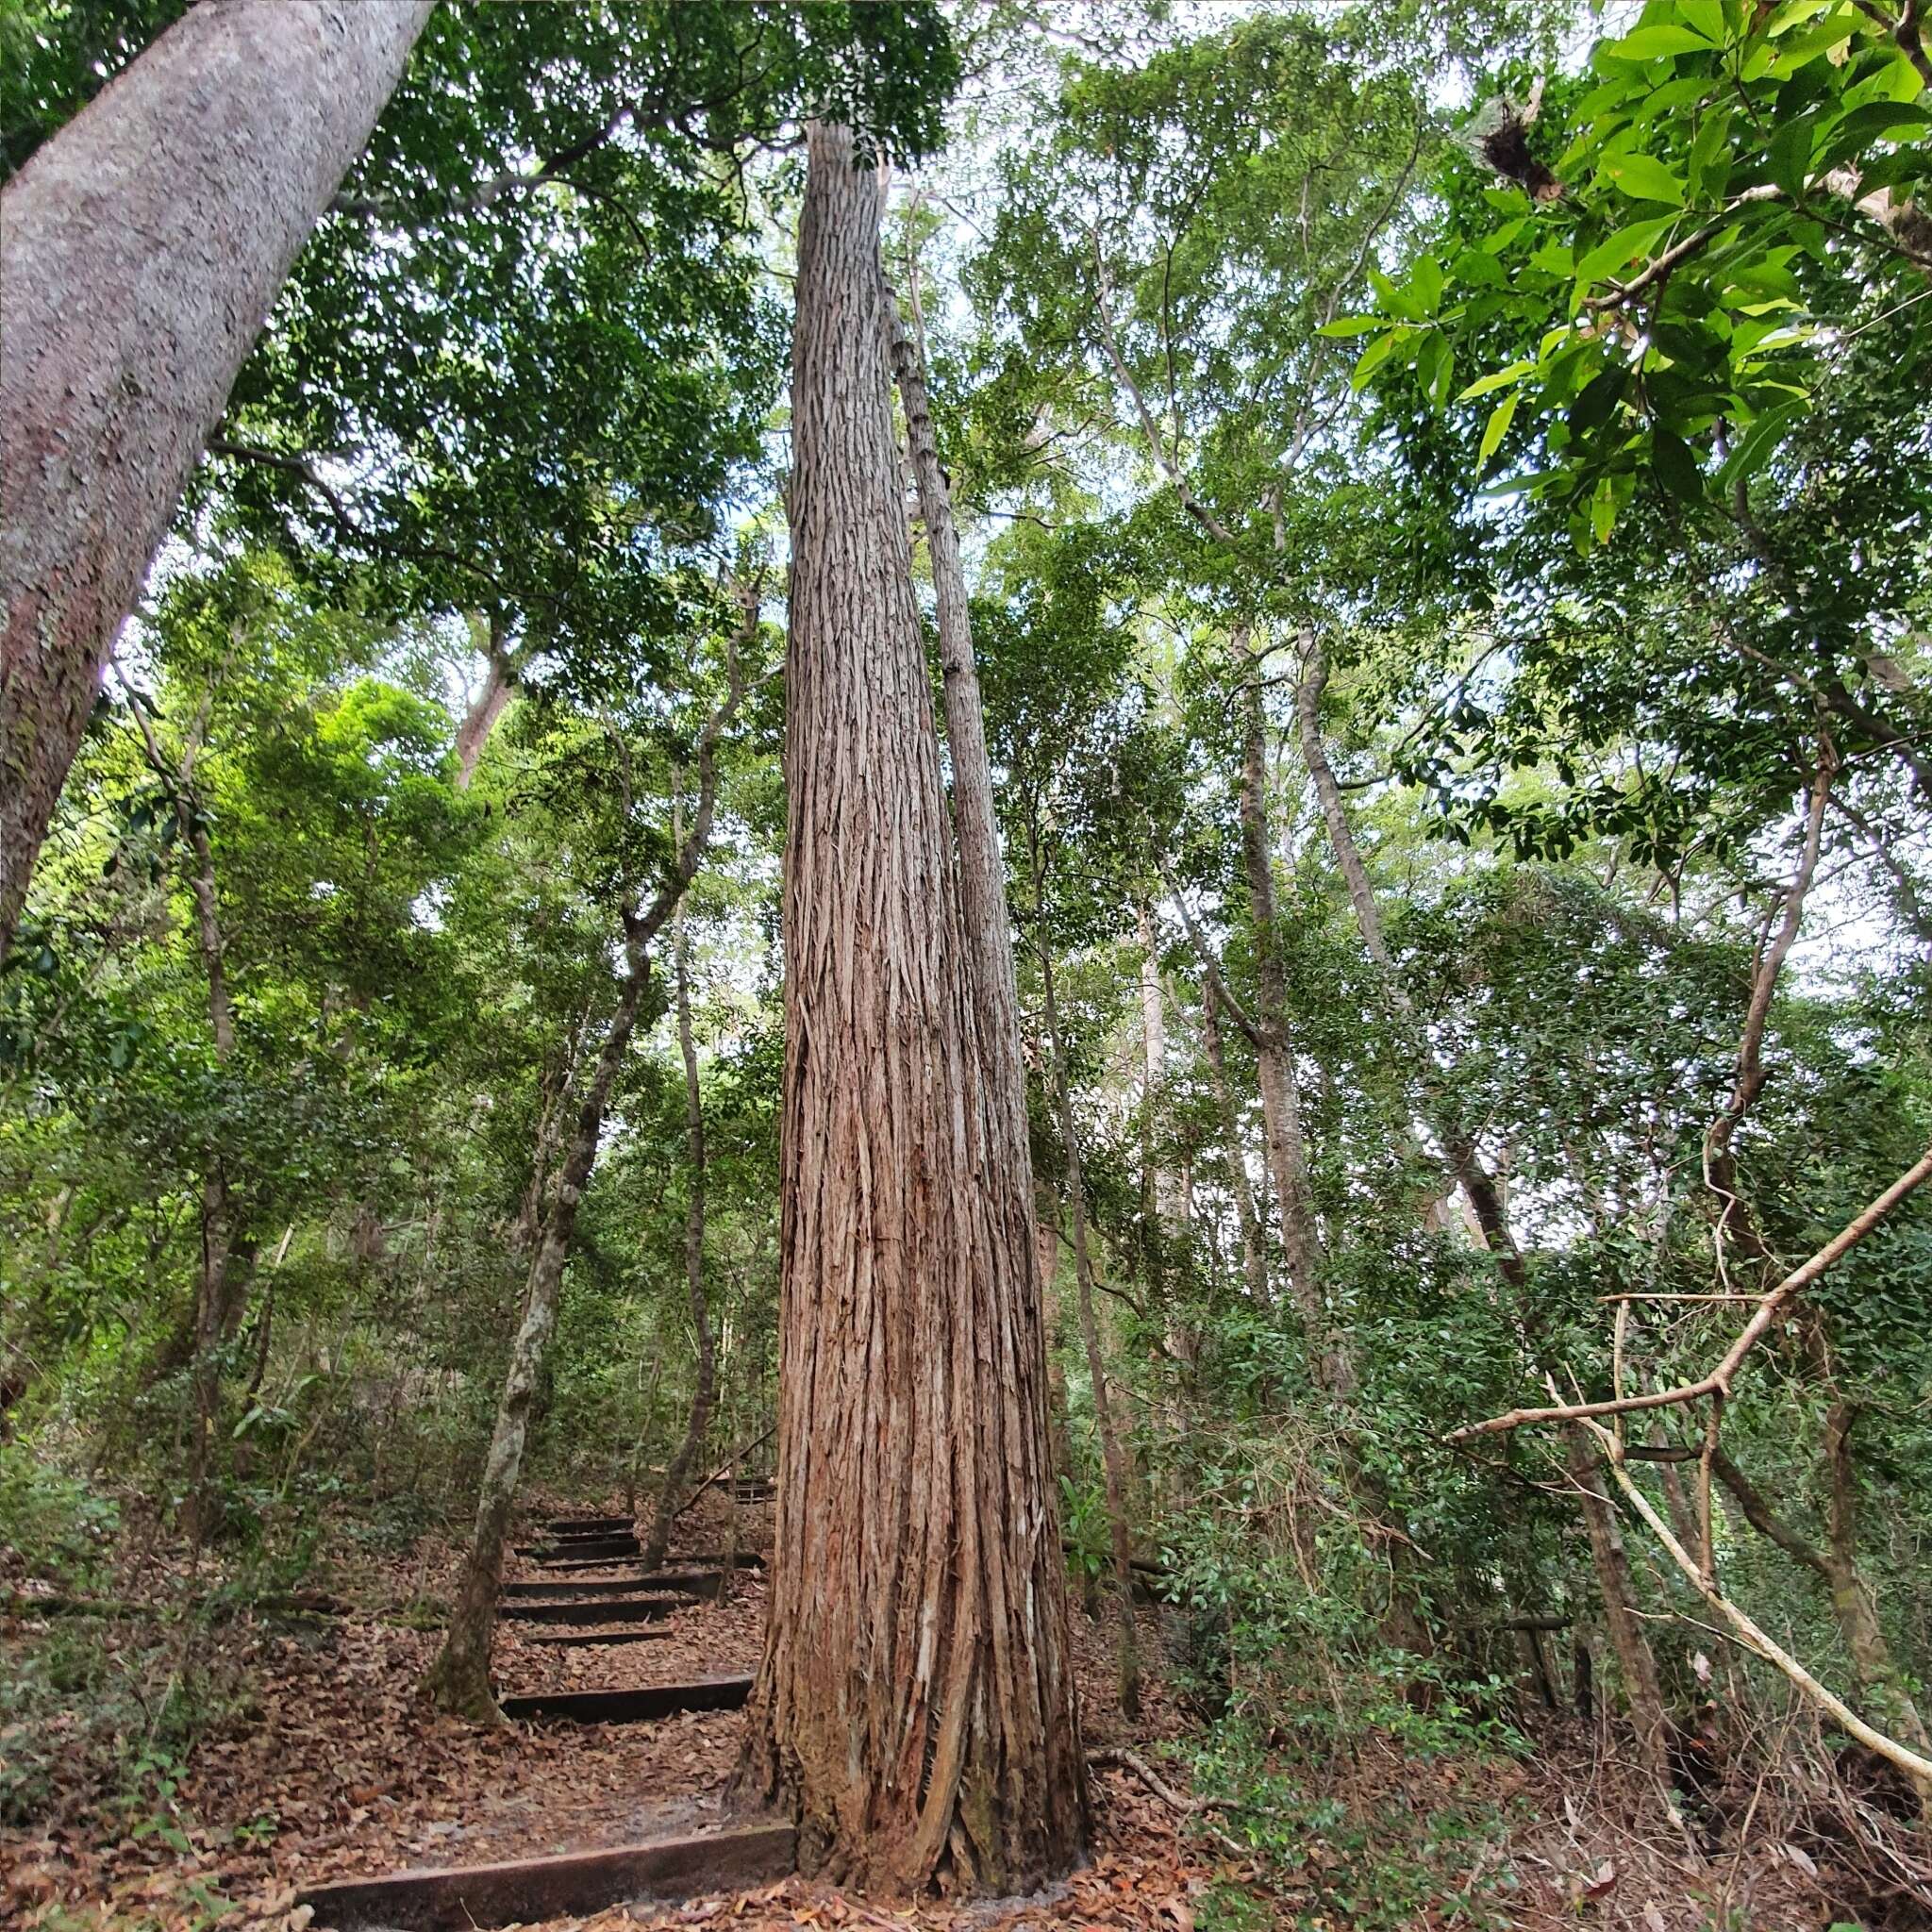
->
[{"left": 297, "top": 1511, "right": 777, "bottom": 1929}]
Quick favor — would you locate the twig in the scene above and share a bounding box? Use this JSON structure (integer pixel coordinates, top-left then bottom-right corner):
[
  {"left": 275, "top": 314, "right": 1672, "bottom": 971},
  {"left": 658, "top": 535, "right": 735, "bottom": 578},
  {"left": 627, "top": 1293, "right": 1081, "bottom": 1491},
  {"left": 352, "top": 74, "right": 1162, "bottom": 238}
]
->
[{"left": 1088, "top": 1746, "right": 1248, "bottom": 1857}]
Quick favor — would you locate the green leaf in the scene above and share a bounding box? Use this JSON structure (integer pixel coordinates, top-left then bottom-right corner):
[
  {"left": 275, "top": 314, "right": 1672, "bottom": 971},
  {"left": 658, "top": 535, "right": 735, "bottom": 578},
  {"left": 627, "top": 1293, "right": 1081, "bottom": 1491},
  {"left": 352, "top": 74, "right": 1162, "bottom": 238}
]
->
[
  {"left": 1607, "top": 23, "right": 1718, "bottom": 58},
  {"left": 1591, "top": 475, "right": 1618, "bottom": 543},
  {"left": 1569, "top": 366, "right": 1630, "bottom": 434},
  {"left": 1410, "top": 253, "right": 1445, "bottom": 316},
  {"left": 1719, "top": 397, "right": 1805, "bottom": 483},
  {"left": 1679, "top": 0, "right": 1727, "bottom": 43},
  {"left": 1478, "top": 391, "right": 1520, "bottom": 469},
  {"left": 1317, "top": 314, "right": 1386, "bottom": 338},
  {"left": 1602, "top": 153, "right": 1689, "bottom": 204},
  {"left": 1350, "top": 329, "right": 1404, "bottom": 390},
  {"left": 1652, "top": 425, "right": 1704, "bottom": 499},
  {"left": 1574, "top": 215, "right": 1680, "bottom": 284},
  {"left": 1369, "top": 264, "right": 1423, "bottom": 322},
  {"left": 1457, "top": 358, "right": 1536, "bottom": 402}
]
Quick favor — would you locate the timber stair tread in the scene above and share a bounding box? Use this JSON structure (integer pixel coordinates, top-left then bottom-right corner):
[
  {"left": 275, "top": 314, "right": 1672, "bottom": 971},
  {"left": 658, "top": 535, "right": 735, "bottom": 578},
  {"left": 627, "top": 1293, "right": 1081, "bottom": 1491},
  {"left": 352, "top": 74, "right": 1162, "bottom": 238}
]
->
[
  {"left": 497, "top": 1592, "right": 698, "bottom": 1626},
  {"left": 298, "top": 1819, "right": 792, "bottom": 1930},
  {"left": 522, "top": 1548, "right": 762, "bottom": 1575},
  {"left": 541, "top": 1515, "right": 633, "bottom": 1535},
  {"left": 501, "top": 1570, "right": 730, "bottom": 1600},
  {"left": 495, "top": 1674, "right": 754, "bottom": 1725},
  {"left": 515, "top": 1536, "right": 641, "bottom": 1562},
  {"left": 525, "top": 1625, "right": 671, "bottom": 1648}
]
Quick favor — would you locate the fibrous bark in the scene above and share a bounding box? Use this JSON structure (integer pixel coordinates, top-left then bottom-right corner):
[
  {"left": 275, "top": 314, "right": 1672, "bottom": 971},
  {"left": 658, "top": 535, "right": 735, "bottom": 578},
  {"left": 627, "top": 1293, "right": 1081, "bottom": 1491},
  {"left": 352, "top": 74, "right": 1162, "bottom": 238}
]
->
[
  {"left": 739, "top": 123, "right": 1085, "bottom": 1894},
  {"left": 0, "top": 0, "right": 434, "bottom": 958}
]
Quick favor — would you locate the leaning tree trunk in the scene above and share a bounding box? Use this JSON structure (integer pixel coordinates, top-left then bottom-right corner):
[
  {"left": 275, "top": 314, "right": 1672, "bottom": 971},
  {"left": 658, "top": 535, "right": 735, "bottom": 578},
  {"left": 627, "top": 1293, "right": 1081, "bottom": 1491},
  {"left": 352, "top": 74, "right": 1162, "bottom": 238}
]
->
[
  {"left": 641, "top": 914, "right": 715, "bottom": 1574},
  {"left": 423, "top": 931, "right": 652, "bottom": 1721},
  {"left": 1233, "top": 652, "right": 1335, "bottom": 1378},
  {"left": 738, "top": 122, "right": 1085, "bottom": 1895},
  {"left": 0, "top": 0, "right": 435, "bottom": 959},
  {"left": 1296, "top": 641, "right": 1666, "bottom": 1719}
]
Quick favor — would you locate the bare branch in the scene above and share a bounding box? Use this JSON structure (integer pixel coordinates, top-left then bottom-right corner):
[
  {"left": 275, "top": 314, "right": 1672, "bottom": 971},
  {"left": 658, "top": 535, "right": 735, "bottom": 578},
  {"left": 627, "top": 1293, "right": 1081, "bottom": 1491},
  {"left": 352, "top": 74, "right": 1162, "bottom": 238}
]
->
[{"left": 1445, "top": 1144, "right": 1932, "bottom": 1441}]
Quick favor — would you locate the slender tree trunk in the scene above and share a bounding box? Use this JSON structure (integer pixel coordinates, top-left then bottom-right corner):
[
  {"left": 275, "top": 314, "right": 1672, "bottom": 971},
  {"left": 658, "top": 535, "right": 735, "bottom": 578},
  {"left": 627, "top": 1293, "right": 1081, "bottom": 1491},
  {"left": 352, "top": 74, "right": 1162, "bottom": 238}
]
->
[
  {"left": 1298, "top": 641, "right": 1671, "bottom": 1735},
  {"left": 641, "top": 913, "right": 715, "bottom": 1574},
  {"left": 1234, "top": 645, "right": 1331, "bottom": 1374},
  {"left": 1036, "top": 1218, "right": 1075, "bottom": 1486},
  {"left": 1040, "top": 941, "right": 1141, "bottom": 1720},
  {"left": 738, "top": 125, "right": 1084, "bottom": 1894},
  {"left": 424, "top": 930, "right": 652, "bottom": 1720},
  {"left": 425, "top": 651, "right": 744, "bottom": 1718},
  {"left": 1200, "top": 984, "right": 1268, "bottom": 1307},
  {"left": 0, "top": 0, "right": 434, "bottom": 958},
  {"left": 1565, "top": 1431, "right": 1674, "bottom": 1793}
]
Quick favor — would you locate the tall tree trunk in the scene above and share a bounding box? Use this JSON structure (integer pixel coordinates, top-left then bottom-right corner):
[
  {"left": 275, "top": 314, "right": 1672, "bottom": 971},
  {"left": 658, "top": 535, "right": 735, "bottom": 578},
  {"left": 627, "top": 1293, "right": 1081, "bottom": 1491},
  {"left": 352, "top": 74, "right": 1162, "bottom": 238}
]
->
[
  {"left": 1200, "top": 984, "right": 1268, "bottom": 1307},
  {"left": 1297, "top": 641, "right": 1671, "bottom": 1744},
  {"left": 738, "top": 125, "right": 1084, "bottom": 1895},
  {"left": 641, "top": 912, "right": 715, "bottom": 1574},
  {"left": 0, "top": 0, "right": 434, "bottom": 959},
  {"left": 1041, "top": 941, "right": 1141, "bottom": 1721},
  {"left": 1234, "top": 644, "right": 1331, "bottom": 1375}
]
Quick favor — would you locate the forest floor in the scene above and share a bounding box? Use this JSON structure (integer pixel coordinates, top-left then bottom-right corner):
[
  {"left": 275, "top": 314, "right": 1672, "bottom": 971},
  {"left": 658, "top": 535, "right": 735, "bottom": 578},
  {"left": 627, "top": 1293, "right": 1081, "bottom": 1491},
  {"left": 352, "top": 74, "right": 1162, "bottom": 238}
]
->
[{"left": 0, "top": 1493, "right": 1877, "bottom": 1932}]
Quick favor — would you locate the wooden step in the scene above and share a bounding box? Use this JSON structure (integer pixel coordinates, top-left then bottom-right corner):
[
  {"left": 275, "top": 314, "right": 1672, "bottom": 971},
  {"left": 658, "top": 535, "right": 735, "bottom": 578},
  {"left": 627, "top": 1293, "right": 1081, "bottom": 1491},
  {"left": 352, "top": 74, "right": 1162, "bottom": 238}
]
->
[
  {"left": 500, "top": 1570, "right": 728, "bottom": 1601},
  {"left": 515, "top": 1536, "right": 641, "bottom": 1563},
  {"left": 299, "top": 1819, "right": 793, "bottom": 1929},
  {"left": 497, "top": 1674, "right": 754, "bottom": 1725},
  {"left": 542, "top": 1515, "right": 632, "bottom": 1535},
  {"left": 526, "top": 1626, "right": 671, "bottom": 1649},
  {"left": 518, "top": 1549, "right": 766, "bottom": 1577},
  {"left": 497, "top": 1593, "right": 696, "bottom": 1626}
]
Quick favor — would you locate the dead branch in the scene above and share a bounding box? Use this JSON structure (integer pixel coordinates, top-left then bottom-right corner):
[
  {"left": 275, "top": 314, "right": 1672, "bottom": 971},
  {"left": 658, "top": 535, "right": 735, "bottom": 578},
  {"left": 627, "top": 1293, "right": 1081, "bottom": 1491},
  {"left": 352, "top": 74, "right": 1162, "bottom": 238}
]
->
[{"left": 1446, "top": 1143, "right": 1932, "bottom": 1441}]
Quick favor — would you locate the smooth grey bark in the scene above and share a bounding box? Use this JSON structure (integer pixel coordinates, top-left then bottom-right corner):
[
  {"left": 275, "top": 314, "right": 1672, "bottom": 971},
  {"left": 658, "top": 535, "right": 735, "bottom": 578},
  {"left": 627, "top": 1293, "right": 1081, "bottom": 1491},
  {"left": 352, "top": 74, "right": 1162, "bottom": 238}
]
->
[
  {"left": 0, "top": 0, "right": 435, "bottom": 958},
  {"left": 640, "top": 912, "right": 715, "bottom": 1574},
  {"left": 455, "top": 612, "right": 517, "bottom": 791}
]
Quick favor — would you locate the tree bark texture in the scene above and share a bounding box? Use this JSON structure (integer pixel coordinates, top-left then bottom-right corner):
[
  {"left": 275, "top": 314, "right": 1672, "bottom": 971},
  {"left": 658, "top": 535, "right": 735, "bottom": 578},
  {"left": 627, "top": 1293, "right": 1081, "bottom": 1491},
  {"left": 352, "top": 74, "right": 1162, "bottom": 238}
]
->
[
  {"left": 641, "top": 915, "right": 716, "bottom": 1574},
  {"left": 0, "top": 0, "right": 435, "bottom": 958},
  {"left": 739, "top": 123, "right": 1085, "bottom": 1895}
]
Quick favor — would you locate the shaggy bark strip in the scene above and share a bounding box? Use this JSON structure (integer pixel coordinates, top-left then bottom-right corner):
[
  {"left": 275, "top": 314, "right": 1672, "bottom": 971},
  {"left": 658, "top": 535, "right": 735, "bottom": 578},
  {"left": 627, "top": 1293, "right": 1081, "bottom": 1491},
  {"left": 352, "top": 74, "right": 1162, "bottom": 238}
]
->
[
  {"left": 0, "top": 0, "right": 434, "bottom": 959},
  {"left": 738, "top": 123, "right": 1085, "bottom": 1894}
]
